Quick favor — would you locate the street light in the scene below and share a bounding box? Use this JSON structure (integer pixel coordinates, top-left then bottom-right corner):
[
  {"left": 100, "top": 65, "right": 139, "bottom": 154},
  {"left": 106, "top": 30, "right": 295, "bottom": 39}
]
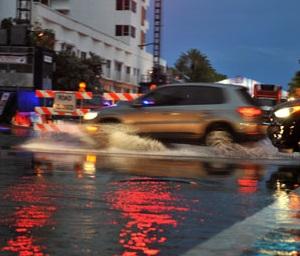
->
[{"left": 79, "top": 81, "right": 87, "bottom": 92}]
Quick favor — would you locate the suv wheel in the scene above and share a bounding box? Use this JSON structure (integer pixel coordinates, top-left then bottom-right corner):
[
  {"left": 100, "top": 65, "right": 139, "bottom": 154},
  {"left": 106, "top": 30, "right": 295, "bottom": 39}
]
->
[{"left": 204, "top": 129, "right": 234, "bottom": 146}]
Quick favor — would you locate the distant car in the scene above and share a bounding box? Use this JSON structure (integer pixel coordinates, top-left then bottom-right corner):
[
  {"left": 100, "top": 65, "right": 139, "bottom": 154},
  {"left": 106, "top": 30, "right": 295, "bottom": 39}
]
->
[
  {"left": 267, "top": 99, "right": 300, "bottom": 152},
  {"left": 83, "top": 83, "right": 266, "bottom": 146},
  {"left": 82, "top": 94, "right": 111, "bottom": 110},
  {"left": 255, "top": 98, "right": 279, "bottom": 123}
]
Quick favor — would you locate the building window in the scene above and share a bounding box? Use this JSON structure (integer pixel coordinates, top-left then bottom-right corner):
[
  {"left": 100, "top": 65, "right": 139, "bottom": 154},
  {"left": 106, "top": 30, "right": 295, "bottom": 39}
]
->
[
  {"left": 123, "top": 25, "right": 129, "bottom": 36},
  {"left": 81, "top": 51, "right": 87, "bottom": 60},
  {"left": 115, "top": 25, "right": 122, "bottom": 36},
  {"left": 106, "top": 60, "right": 111, "bottom": 78},
  {"left": 115, "top": 25, "right": 136, "bottom": 38},
  {"left": 141, "top": 7, "right": 146, "bottom": 26},
  {"left": 125, "top": 66, "right": 131, "bottom": 82},
  {"left": 140, "top": 31, "right": 145, "bottom": 47},
  {"left": 131, "top": 26, "right": 136, "bottom": 38},
  {"left": 131, "top": 1, "right": 137, "bottom": 13},
  {"left": 124, "top": 0, "right": 130, "bottom": 10},
  {"left": 116, "top": 0, "right": 123, "bottom": 10},
  {"left": 61, "top": 43, "right": 74, "bottom": 54},
  {"left": 115, "top": 61, "right": 122, "bottom": 81},
  {"left": 136, "top": 69, "right": 140, "bottom": 83},
  {"left": 41, "top": 0, "right": 49, "bottom": 5},
  {"left": 34, "top": 0, "right": 49, "bottom": 6},
  {"left": 133, "top": 68, "right": 140, "bottom": 84},
  {"left": 116, "top": 0, "right": 137, "bottom": 13}
]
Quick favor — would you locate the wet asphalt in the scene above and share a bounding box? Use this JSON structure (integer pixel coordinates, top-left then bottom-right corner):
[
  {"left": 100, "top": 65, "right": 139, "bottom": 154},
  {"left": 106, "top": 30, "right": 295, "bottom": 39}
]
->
[{"left": 0, "top": 127, "right": 300, "bottom": 255}]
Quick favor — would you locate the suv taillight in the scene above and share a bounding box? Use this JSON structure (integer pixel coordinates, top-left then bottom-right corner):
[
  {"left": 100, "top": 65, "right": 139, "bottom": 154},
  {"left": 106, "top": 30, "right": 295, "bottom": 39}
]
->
[{"left": 236, "top": 107, "right": 262, "bottom": 118}]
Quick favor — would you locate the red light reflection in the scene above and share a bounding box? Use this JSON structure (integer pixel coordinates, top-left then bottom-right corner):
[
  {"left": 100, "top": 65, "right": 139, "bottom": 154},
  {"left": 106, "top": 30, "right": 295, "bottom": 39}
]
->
[
  {"left": 2, "top": 236, "right": 45, "bottom": 256},
  {"left": 106, "top": 178, "right": 189, "bottom": 256},
  {"left": 238, "top": 179, "right": 258, "bottom": 193},
  {"left": 238, "top": 164, "right": 262, "bottom": 194},
  {"left": 1, "top": 178, "right": 57, "bottom": 255}
]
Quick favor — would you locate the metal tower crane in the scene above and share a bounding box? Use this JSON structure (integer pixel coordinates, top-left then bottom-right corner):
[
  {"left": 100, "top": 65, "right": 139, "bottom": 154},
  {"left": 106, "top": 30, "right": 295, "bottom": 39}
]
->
[
  {"left": 153, "top": 0, "right": 162, "bottom": 72},
  {"left": 151, "top": 0, "right": 166, "bottom": 85},
  {"left": 16, "top": 0, "right": 32, "bottom": 25}
]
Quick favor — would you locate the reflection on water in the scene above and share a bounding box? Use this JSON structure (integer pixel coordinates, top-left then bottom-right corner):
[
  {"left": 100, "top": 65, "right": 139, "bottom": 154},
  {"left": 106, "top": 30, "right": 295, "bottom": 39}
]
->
[
  {"left": 267, "top": 166, "right": 300, "bottom": 191},
  {"left": 32, "top": 151, "right": 267, "bottom": 182},
  {"left": 237, "top": 164, "right": 263, "bottom": 194},
  {"left": 105, "top": 178, "right": 189, "bottom": 256},
  {"left": 2, "top": 144, "right": 300, "bottom": 255},
  {"left": 30, "top": 152, "right": 269, "bottom": 256},
  {"left": 244, "top": 166, "right": 300, "bottom": 255},
  {"left": 1, "top": 177, "right": 57, "bottom": 255}
]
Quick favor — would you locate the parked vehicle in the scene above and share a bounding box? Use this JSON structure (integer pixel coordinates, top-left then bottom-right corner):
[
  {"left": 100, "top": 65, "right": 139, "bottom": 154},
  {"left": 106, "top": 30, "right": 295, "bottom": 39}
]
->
[
  {"left": 267, "top": 99, "right": 300, "bottom": 152},
  {"left": 82, "top": 94, "right": 111, "bottom": 110},
  {"left": 84, "top": 83, "right": 266, "bottom": 146},
  {"left": 253, "top": 83, "right": 282, "bottom": 122}
]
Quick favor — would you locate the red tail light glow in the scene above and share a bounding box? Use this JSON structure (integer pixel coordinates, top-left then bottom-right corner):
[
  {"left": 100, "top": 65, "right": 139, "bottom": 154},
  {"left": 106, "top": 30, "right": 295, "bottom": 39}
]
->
[{"left": 236, "top": 107, "right": 262, "bottom": 118}]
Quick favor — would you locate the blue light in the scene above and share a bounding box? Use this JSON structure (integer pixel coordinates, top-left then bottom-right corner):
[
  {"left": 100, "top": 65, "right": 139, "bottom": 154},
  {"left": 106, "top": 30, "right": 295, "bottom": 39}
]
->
[
  {"left": 0, "top": 126, "right": 10, "bottom": 132},
  {"left": 142, "top": 100, "right": 154, "bottom": 105},
  {"left": 17, "top": 91, "right": 40, "bottom": 112}
]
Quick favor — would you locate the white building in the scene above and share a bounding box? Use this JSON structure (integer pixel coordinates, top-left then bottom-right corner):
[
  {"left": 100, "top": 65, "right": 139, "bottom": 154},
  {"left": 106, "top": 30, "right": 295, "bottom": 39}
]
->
[
  {"left": 218, "top": 76, "right": 262, "bottom": 97},
  {"left": 0, "top": 0, "right": 163, "bottom": 93}
]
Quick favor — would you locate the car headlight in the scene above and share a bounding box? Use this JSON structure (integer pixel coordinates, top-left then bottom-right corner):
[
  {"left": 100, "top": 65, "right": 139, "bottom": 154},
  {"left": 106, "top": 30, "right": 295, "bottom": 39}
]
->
[
  {"left": 274, "top": 106, "right": 300, "bottom": 118},
  {"left": 83, "top": 111, "right": 98, "bottom": 120}
]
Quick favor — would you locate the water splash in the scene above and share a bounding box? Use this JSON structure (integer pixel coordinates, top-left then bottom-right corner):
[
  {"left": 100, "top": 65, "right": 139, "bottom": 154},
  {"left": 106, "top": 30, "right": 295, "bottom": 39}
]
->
[
  {"left": 211, "top": 139, "right": 278, "bottom": 159},
  {"left": 21, "top": 123, "right": 300, "bottom": 162},
  {"left": 84, "top": 124, "right": 166, "bottom": 152},
  {"left": 23, "top": 123, "right": 166, "bottom": 152}
]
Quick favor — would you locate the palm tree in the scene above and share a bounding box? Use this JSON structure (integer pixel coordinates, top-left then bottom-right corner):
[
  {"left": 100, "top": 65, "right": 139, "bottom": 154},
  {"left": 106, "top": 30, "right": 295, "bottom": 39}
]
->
[{"left": 174, "top": 48, "right": 226, "bottom": 82}]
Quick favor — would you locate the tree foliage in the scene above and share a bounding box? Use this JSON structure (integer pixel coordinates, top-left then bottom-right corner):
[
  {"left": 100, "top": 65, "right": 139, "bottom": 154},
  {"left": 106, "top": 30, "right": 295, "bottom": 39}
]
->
[
  {"left": 0, "top": 17, "right": 14, "bottom": 29},
  {"left": 53, "top": 50, "right": 103, "bottom": 92},
  {"left": 0, "top": 19, "right": 55, "bottom": 50},
  {"left": 174, "top": 48, "right": 226, "bottom": 82},
  {"left": 30, "top": 22, "right": 55, "bottom": 50},
  {"left": 288, "top": 70, "right": 300, "bottom": 96}
]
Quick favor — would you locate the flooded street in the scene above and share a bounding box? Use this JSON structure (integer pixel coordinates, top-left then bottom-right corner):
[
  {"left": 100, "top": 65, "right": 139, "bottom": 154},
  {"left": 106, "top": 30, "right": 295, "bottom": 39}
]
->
[{"left": 0, "top": 125, "right": 300, "bottom": 255}]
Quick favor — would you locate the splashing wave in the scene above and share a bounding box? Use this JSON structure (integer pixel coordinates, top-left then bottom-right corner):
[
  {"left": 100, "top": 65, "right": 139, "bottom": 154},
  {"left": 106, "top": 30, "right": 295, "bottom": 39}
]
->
[{"left": 21, "top": 123, "right": 300, "bottom": 162}]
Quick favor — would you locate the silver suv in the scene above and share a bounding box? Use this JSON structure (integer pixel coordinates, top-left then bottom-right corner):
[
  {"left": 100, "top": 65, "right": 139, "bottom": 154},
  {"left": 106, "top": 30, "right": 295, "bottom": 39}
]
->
[{"left": 84, "top": 83, "right": 266, "bottom": 145}]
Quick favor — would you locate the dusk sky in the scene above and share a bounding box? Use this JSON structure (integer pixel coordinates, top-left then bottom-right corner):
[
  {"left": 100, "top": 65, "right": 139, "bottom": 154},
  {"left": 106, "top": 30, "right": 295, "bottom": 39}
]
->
[{"left": 147, "top": 0, "right": 300, "bottom": 89}]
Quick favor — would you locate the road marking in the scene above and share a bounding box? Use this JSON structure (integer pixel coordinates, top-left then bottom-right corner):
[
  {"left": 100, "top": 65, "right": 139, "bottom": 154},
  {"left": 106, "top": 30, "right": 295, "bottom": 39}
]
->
[{"left": 182, "top": 189, "right": 300, "bottom": 256}]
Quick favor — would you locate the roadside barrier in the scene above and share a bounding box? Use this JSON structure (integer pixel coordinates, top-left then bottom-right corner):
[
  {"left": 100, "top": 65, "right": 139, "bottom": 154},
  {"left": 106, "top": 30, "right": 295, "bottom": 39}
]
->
[
  {"left": 34, "top": 106, "right": 90, "bottom": 117},
  {"left": 34, "top": 90, "right": 93, "bottom": 132},
  {"left": 103, "top": 92, "right": 141, "bottom": 103},
  {"left": 11, "top": 90, "right": 141, "bottom": 131},
  {"left": 35, "top": 90, "right": 93, "bottom": 100},
  {"left": 33, "top": 122, "right": 64, "bottom": 132}
]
